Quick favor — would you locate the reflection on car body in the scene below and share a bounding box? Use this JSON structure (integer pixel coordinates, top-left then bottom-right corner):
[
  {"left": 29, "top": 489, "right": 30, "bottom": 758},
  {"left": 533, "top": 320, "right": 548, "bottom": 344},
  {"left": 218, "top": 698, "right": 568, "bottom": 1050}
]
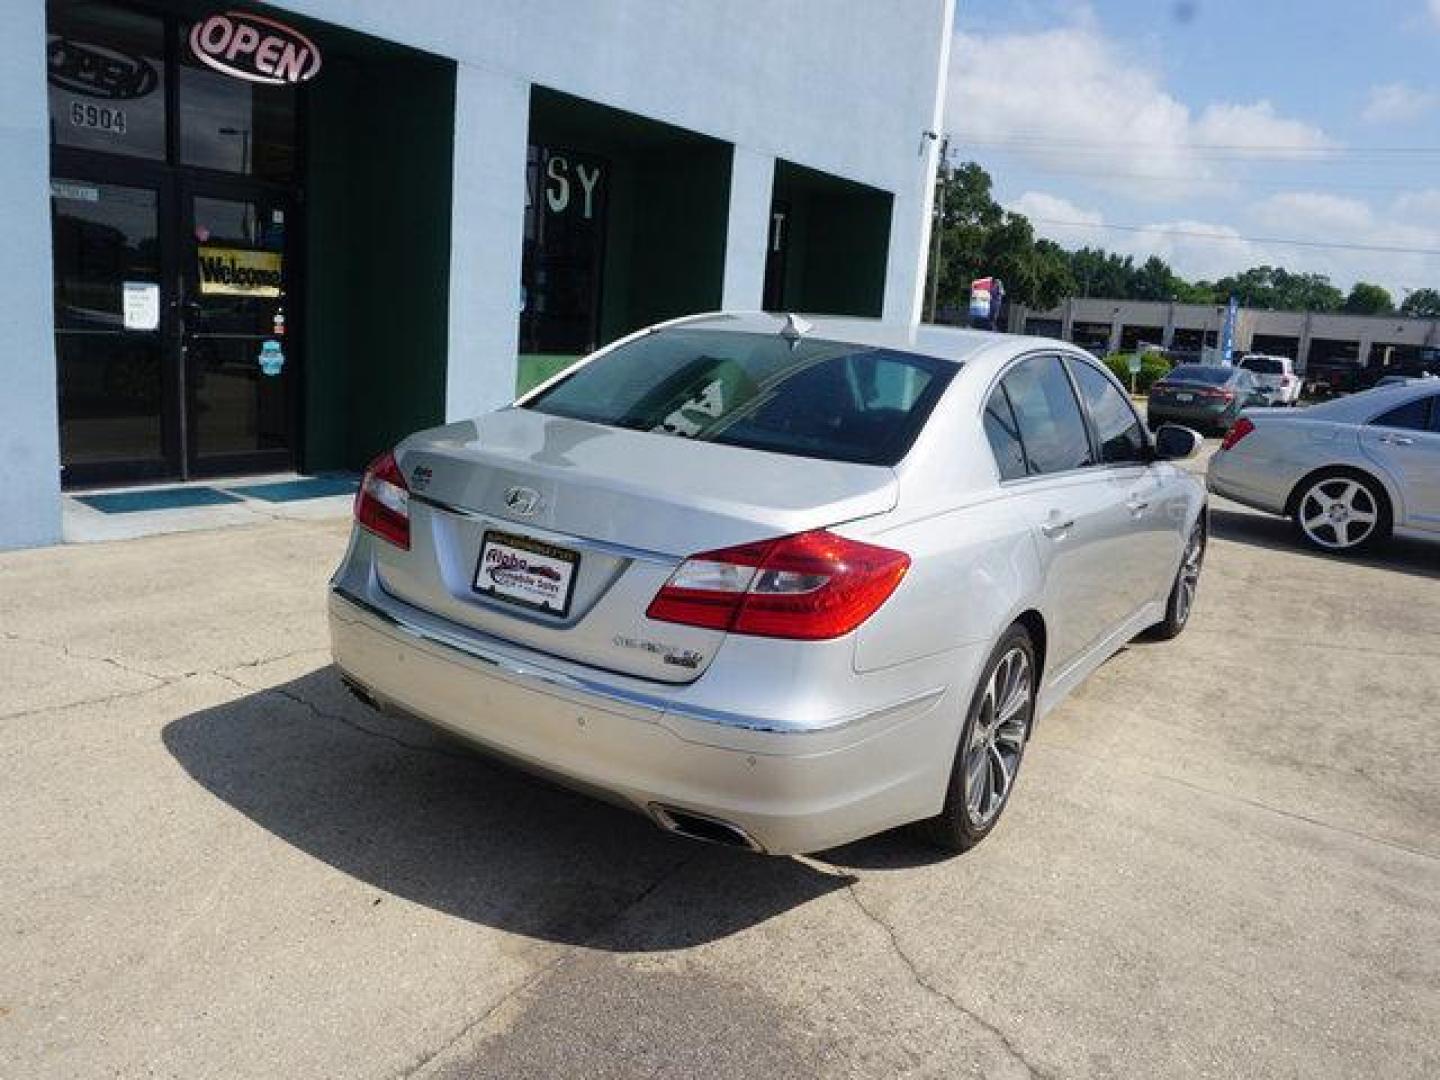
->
[{"left": 331, "top": 313, "right": 1208, "bottom": 855}]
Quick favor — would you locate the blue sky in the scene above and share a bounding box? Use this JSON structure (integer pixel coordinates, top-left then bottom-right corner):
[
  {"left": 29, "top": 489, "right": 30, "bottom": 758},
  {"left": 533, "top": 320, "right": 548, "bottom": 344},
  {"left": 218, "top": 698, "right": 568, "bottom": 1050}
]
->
[{"left": 947, "top": 0, "right": 1440, "bottom": 296}]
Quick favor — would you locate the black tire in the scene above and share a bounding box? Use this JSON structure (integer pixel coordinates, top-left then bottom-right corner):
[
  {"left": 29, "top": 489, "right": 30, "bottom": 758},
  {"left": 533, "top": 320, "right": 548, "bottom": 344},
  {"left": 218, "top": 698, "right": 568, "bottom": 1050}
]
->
[
  {"left": 917, "top": 625, "right": 1037, "bottom": 853},
  {"left": 1290, "top": 469, "right": 1391, "bottom": 556},
  {"left": 1145, "top": 517, "right": 1205, "bottom": 641}
]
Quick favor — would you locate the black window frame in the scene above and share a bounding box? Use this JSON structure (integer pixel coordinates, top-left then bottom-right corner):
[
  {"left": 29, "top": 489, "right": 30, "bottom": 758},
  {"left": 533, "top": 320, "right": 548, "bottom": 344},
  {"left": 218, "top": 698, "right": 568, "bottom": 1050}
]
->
[
  {"left": 1063, "top": 354, "right": 1150, "bottom": 468},
  {"left": 983, "top": 381, "right": 1029, "bottom": 482},
  {"left": 1368, "top": 394, "right": 1438, "bottom": 433},
  {"left": 987, "top": 353, "right": 1099, "bottom": 481}
]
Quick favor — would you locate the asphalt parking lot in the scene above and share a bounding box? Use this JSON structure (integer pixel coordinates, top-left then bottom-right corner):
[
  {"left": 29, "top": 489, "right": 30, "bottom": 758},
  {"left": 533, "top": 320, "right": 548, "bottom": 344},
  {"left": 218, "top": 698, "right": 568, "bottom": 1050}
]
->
[{"left": 2, "top": 446, "right": 1437, "bottom": 1079}]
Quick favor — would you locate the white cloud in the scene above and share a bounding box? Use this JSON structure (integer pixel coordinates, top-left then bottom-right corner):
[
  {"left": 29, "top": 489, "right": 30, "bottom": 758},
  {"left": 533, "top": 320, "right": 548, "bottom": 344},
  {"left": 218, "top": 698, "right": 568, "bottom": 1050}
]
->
[
  {"left": 946, "top": 22, "right": 1335, "bottom": 200},
  {"left": 1361, "top": 82, "right": 1437, "bottom": 124},
  {"left": 1431, "top": 0, "right": 1440, "bottom": 27},
  {"left": 1006, "top": 191, "right": 1102, "bottom": 235},
  {"left": 1192, "top": 102, "right": 1332, "bottom": 151},
  {"left": 1251, "top": 192, "right": 1375, "bottom": 234}
]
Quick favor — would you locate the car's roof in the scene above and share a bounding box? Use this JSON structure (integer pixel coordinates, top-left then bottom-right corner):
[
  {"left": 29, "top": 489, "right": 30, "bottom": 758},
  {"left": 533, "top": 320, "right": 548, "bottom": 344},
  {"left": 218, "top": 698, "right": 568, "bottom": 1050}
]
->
[
  {"left": 665, "top": 311, "right": 1075, "bottom": 373},
  {"left": 1293, "top": 379, "right": 1438, "bottom": 422}
]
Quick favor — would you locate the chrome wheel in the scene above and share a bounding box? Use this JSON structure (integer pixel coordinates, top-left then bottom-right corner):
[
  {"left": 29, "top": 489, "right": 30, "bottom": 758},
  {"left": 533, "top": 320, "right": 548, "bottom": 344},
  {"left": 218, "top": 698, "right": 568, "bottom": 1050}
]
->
[
  {"left": 1298, "top": 477, "right": 1379, "bottom": 551},
  {"left": 964, "top": 647, "right": 1032, "bottom": 827},
  {"left": 1175, "top": 524, "right": 1205, "bottom": 626}
]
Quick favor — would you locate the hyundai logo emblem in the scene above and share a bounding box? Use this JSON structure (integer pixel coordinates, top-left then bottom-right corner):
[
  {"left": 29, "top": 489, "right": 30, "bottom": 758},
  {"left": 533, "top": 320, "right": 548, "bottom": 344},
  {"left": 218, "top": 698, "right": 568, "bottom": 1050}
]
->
[{"left": 504, "top": 486, "right": 543, "bottom": 516}]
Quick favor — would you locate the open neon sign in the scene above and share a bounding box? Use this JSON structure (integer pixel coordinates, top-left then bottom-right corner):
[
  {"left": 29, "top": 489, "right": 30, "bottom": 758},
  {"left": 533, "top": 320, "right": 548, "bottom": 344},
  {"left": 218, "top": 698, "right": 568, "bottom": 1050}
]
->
[{"left": 189, "top": 11, "right": 321, "bottom": 86}]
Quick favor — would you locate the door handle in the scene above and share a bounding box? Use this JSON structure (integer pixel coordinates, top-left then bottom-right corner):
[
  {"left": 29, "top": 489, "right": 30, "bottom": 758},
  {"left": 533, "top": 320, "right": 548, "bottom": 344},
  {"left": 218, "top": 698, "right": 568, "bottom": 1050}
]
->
[
  {"left": 1126, "top": 498, "right": 1150, "bottom": 516},
  {"left": 1379, "top": 434, "right": 1414, "bottom": 446},
  {"left": 1040, "top": 518, "right": 1076, "bottom": 538}
]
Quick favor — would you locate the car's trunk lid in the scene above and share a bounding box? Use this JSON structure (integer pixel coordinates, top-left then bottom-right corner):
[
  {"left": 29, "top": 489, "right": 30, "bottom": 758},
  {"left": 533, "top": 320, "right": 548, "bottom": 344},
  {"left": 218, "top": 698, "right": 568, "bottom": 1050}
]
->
[{"left": 371, "top": 410, "right": 899, "bottom": 683}]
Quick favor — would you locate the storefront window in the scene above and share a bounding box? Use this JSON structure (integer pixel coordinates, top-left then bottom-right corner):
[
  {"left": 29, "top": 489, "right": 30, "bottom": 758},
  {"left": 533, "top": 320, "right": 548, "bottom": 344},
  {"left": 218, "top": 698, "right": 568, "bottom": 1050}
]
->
[
  {"left": 51, "top": 178, "right": 164, "bottom": 466},
  {"left": 178, "top": 41, "right": 298, "bottom": 181},
  {"left": 47, "top": 2, "right": 167, "bottom": 160},
  {"left": 520, "top": 145, "right": 607, "bottom": 356}
]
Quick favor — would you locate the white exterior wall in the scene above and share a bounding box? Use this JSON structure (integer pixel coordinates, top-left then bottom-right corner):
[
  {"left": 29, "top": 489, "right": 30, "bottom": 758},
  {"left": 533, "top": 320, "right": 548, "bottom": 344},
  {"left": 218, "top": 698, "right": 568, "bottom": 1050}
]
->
[
  {"left": 1, "top": 2, "right": 63, "bottom": 549},
  {"left": 272, "top": 0, "right": 954, "bottom": 411},
  {"left": 2, "top": 0, "right": 952, "bottom": 547},
  {"left": 445, "top": 65, "right": 531, "bottom": 421},
  {"left": 720, "top": 148, "right": 776, "bottom": 311}
]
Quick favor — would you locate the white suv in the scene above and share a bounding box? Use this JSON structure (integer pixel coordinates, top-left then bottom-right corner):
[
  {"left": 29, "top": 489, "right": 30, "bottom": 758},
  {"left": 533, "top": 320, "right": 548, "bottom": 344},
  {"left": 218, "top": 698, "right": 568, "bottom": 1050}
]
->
[{"left": 1238, "top": 354, "right": 1302, "bottom": 406}]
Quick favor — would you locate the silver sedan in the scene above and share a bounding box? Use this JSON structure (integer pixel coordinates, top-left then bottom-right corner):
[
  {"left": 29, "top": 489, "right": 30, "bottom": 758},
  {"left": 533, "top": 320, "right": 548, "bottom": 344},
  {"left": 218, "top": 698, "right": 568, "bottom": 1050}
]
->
[
  {"left": 330, "top": 313, "right": 1208, "bottom": 855},
  {"left": 1207, "top": 381, "right": 1440, "bottom": 555}
]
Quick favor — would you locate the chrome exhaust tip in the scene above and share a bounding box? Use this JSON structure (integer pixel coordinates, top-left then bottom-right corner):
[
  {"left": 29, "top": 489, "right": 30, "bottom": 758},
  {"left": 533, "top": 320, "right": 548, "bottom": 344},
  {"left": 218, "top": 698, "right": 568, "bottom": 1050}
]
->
[{"left": 650, "top": 804, "right": 765, "bottom": 853}]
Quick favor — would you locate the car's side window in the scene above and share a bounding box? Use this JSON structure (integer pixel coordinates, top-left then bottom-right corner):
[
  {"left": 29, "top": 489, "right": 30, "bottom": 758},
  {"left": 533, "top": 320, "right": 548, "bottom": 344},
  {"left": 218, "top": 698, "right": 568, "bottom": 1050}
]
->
[
  {"left": 998, "top": 355, "right": 1095, "bottom": 475},
  {"left": 983, "top": 384, "right": 1028, "bottom": 481},
  {"left": 1371, "top": 395, "right": 1435, "bottom": 433},
  {"left": 1068, "top": 359, "right": 1147, "bottom": 465}
]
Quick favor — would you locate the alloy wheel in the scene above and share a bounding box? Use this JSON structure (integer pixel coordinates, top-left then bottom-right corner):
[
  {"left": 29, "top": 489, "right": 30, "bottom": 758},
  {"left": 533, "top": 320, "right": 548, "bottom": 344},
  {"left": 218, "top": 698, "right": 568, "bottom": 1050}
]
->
[
  {"left": 964, "top": 647, "right": 1032, "bottom": 827},
  {"left": 1298, "top": 478, "right": 1379, "bottom": 550},
  {"left": 1175, "top": 524, "right": 1205, "bottom": 626}
]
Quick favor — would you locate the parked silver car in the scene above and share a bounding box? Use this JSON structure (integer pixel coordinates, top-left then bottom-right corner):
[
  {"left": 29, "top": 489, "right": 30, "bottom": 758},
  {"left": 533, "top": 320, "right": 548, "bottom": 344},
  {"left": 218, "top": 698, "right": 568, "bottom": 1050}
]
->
[
  {"left": 329, "top": 313, "right": 1208, "bottom": 855},
  {"left": 1208, "top": 381, "right": 1440, "bottom": 554}
]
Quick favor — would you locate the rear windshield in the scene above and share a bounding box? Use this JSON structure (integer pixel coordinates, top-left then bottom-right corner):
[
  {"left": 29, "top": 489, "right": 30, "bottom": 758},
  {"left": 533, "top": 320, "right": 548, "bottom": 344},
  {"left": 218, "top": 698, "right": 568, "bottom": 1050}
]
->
[
  {"left": 1165, "top": 365, "right": 1233, "bottom": 385},
  {"left": 523, "top": 329, "right": 956, "bottom": 466},
  {"left": 1240, "top": 357, "right": 1283, "bottom": 374}
]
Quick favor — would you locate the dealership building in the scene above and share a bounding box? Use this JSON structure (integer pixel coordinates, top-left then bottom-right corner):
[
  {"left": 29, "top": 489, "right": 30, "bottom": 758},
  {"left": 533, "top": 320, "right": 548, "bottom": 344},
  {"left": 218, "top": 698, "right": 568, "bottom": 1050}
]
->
[
  {"left": 1011, "top": 297, "right": 1440, "bottom": 371},
  {"left": 1, "top": 0, "right": 953, "bottom": 549}
]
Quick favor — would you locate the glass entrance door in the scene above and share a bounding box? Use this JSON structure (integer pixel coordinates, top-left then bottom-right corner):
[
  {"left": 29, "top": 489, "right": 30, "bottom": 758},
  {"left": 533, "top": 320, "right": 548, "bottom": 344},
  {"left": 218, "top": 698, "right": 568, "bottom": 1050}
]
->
[
  {"left": 51, "top": 174, "right": 178, "bottom": 483},
  {"left": 181, "top": 184, "right": 296, "bottom": 475}
]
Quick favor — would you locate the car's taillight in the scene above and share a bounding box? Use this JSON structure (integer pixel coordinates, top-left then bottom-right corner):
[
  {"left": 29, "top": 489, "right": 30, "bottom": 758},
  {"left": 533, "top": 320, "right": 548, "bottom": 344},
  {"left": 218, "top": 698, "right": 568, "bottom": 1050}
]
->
[
  {"left": 354, "top": 449, "right": 410, "bottom": 549},
  {"left": 1220, "top": 417, "right": 1255, "bottom": 451},
  {"left": 646, "top": 530, "right": 910, "bottom": 640}
]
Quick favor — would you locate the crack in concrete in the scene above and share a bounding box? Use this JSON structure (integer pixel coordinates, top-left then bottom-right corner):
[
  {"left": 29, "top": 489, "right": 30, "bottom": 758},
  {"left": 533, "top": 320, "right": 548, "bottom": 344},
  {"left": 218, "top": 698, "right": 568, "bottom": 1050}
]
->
[
  {"left": 2, "top": 629, "right": 171, "bottom": 683},
  {"left": 209, "top": 669, "right": 480, "bottom": 763},
  {"left": 1040, "top": 743, "right": 1440, "bottom": 863},
  {"left": 390, "top": 852, "right": 699, "bottom": 1080},
  {"left": 0, "top": 679, "right": 189, "bottom": 723},
  {"left": 1185, "top": 627, "right": 1440, "bottom": 662},
  {"left": 0, "top": 633, "right": 336, "bottom": 722},
  {"left": 842, "top": 882, "right": 1056, "bottom": 1080}
]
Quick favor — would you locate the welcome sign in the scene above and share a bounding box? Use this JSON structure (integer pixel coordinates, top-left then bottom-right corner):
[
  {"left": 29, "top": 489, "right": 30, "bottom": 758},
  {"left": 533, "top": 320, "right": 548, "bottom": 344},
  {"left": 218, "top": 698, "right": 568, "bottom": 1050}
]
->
[{"left": 197, "top": 246, "right": 282, "bottom": 297}]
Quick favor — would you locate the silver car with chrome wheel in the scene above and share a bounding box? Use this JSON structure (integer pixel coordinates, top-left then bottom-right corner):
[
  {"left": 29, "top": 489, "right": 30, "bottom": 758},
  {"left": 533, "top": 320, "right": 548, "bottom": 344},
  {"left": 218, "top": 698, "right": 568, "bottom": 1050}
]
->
[
  {"left": 330, "top": 313, "right": 1207, "bottom": 855},
  {"left": 1208, "top": 381, "right": 1440, "bottom": 555}
]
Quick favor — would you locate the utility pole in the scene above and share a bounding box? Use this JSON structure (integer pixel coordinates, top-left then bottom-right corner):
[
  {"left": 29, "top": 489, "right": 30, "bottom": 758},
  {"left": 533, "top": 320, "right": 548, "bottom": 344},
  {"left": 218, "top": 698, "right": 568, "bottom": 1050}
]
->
[{"left": 926, "top": 136, "right": 949, "bottom": 324}]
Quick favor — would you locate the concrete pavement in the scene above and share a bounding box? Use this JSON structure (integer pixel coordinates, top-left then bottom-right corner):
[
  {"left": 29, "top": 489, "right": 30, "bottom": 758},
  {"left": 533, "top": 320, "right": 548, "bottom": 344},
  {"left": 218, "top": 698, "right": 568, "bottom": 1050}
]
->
[{"left": 1, "top": 496, "right": 1437, "bottom": 1078}]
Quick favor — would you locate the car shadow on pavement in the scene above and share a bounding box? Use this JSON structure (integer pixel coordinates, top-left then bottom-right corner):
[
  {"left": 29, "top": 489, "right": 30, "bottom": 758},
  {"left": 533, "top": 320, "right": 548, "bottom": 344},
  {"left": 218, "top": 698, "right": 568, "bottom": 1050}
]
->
[
  {"left": 162, "top": 667, "right": 859, "bottom": 950},
  {"left": 1209, "top": 506, "right": 1439, "bottom": 580}
]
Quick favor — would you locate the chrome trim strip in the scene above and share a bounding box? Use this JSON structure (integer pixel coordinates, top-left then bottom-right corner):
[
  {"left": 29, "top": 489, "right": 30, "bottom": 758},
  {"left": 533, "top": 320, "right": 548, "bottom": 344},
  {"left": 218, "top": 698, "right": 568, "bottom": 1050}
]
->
[
  {"left": 408, "top": 492, "right": 679, "bottom": 566},
  {"left": 330, "top": 584, "right": 943, "bottom": 736}
]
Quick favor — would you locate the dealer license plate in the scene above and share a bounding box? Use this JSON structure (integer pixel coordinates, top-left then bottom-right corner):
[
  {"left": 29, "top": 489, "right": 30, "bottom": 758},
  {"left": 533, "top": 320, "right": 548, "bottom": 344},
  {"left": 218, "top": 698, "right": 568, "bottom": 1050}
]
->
[
  {"left": 1175, "top": 392, "right": 1193, "bottom": 402},
  {"left": 473, "top": 531, "right": 579, "bottom": 617}
]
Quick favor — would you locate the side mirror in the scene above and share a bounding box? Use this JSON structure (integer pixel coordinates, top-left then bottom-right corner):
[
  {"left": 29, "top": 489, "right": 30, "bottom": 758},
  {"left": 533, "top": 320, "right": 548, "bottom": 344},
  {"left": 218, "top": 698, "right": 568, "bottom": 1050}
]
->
[{"left": 1153, "top": 423, "right": 1203, "bottom": 461}]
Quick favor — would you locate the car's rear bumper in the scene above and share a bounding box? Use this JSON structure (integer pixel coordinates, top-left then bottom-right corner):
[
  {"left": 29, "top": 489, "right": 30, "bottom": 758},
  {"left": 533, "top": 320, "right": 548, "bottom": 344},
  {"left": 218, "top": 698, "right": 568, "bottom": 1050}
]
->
[
  {"left": 1205, "top": 453, "right": 1289, "bottom": 515},
  {"left": 328, "top": 585, "right": 959, "bottom": 855},
  {"left": 1148, "top": 403, "right": 1231, "bottom": 427}
]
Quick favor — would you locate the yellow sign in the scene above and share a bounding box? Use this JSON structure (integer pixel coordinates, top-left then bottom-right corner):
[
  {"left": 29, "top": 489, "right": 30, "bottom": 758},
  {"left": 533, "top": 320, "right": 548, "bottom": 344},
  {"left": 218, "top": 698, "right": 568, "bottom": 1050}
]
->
[{"left": 197, "top": 246, "right": 282, "bottom": 297}]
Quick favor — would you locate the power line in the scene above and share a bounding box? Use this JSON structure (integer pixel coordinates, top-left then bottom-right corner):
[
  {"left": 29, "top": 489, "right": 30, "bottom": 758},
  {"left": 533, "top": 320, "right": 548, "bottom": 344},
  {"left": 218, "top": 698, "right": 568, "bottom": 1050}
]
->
[
  {"left": 953, "top": 135, "right": 1440, "bottom": 155},
  {"left": 1024, "top": 217, "right": 1440, "bottom": 257},
  {"left": 994, "top": 162, "right": 1431, "bottom": 193}
]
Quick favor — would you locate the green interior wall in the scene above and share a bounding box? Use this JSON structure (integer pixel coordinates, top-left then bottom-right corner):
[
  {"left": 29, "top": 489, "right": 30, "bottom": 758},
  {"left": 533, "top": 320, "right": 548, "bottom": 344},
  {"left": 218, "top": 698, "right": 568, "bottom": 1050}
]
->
[
  {"left": 519, "top": 89, "right": 731, "bottom": 394},
  {"left": 303, "top": 43, "right": 456, "bottom": 471},
  {"left": 773, "top": 161, "right": 892, "bottom": 317}
]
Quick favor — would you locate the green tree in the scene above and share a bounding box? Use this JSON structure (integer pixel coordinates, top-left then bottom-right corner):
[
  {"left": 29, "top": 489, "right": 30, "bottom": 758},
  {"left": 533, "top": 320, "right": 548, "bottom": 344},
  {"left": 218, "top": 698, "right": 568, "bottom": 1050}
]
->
[
  {"left": 1400, "top": 288, "right": 1440, "bottom": 317},
  {"left": 1342, "top": 282, "right": 1395, "bottom": 315},
  {"left": 926, "top": 161, "right": 1074, "bottom": 314}
]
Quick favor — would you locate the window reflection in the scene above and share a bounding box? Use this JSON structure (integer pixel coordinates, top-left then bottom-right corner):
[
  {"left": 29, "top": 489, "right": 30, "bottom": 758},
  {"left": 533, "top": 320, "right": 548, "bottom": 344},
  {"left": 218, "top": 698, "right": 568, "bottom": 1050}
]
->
[
  {"left": 178, "top": 55, "right": 297, "bottom": 181},
  {"left": 47, "top": 3, "right": 166, "bottom": 160}
]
